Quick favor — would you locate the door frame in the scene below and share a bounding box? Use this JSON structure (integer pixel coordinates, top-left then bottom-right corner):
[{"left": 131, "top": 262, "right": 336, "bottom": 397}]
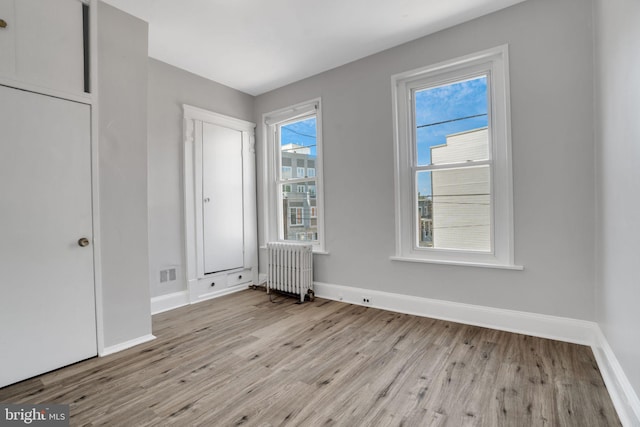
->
[
  {"left": 89, "top": 0, "right": 107, "bottom": 356},
  {"left": 183, "top": 105, "right": 256, "bottom": 299}
]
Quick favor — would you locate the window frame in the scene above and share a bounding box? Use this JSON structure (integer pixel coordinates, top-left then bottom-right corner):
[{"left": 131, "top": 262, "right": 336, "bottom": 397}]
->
[
  {"left": 263, "top": 98, "right": 326, "bottom": 253},
  {"left": 391, "top": 45, "right": 520, "bottom": 269}
]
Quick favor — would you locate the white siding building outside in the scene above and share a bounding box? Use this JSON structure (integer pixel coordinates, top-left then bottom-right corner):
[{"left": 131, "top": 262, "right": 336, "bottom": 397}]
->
[{"left": 431, "top": 128, "right": 491, "bottom": 251}]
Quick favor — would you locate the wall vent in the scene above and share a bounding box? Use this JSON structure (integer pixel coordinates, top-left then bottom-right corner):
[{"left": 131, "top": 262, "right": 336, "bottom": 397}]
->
[{"left": 160, "top": 267, "right": 178, "bottom": 283}]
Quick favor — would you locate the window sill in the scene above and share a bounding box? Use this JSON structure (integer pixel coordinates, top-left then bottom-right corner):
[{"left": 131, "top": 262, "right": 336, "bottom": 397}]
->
[{"left": 390, "top": 256, "right": 524, "bottom": 271}]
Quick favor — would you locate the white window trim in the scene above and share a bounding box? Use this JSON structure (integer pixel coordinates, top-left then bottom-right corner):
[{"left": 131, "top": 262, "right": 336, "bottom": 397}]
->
[
  {"left": 390, "top": 45, "right": 521, "bottom": 270},
  {"left": 263, "top": 98, "right": 326, "bottom": 252}
]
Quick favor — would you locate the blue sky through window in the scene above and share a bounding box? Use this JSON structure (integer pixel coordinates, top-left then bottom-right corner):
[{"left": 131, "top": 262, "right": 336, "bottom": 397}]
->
[
  {"left": 280, "top": 117, "right": 317, "bottom": 158},
  {"left": 416, "top": 76, "right": 488, "bottom": 195}
]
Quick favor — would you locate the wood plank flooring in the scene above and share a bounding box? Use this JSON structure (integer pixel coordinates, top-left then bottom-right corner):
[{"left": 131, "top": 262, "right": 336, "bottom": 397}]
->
[{"left": 0, "top": 289, "right": 620, "bottom": 426}]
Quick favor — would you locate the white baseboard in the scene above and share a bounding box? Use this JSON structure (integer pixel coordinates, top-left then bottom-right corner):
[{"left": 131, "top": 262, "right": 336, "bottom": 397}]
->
[
  {"left": 152, "top": 286, "right": 250, "bottom": 315},
  {"left": 100, "top": 334, "right": 156, "bottom": 357},
  {"left": 313, "top": 281, "right": 640, "bottom": 426},
  {"left": 314, "top": 282, "right": 595, "bottom": 345},
  {"left": 591, "top": 327, "right": 640, "bottom": 427},
  {"left": 151, "top": 290, "right": 190, "bottom": 315},
  {"left": 190, "top": 284, "right": 249, "bottom": 304}
]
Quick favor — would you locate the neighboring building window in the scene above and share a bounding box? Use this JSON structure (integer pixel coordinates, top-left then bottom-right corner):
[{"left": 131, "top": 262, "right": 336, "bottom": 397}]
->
[
  {"left": 391, "top": 45, "right": 517, "bottom": 268},
  {"left": 289, "top": 207, "right": 303, "bottom": 226},
  {"left": 281, "top": 166, "right": 292, "bottom": 179},
  {"left": 264, "top": 99, "right": 325, "bottom": 251}
]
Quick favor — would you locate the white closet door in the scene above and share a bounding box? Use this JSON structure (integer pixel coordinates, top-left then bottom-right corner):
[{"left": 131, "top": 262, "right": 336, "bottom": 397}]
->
[
  {"left": 0, "top": 85, "right": 97, "bottom": 387},
  {"left": 0, "top": 0, "right": 86, "bottom": 95},
  {"left": 202, "top": 122, "right": 244, "bottom": 273}
]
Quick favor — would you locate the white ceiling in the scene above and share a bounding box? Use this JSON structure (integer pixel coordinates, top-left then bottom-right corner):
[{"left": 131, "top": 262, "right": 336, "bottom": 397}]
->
[{"left": 101, "top": 0, "right": 526, "bottom": 96}]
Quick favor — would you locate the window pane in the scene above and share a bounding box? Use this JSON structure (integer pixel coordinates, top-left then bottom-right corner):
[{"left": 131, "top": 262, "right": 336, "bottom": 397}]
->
[
  {"left": 417, "top": 165, "right": 491, "bottom": 251},
  {"left": 415, "top": 76, "right": 489, "bottom": 166},
  {"left": 281, "top": 180, "right": 317, "bottom": 242},
  {"left": 280, "top": 117, "right": 317, "bottom": 180}
]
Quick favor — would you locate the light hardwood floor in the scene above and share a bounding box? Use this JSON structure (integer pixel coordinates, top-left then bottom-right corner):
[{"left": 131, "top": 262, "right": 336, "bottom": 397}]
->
[{"left": 0, "top": 289, "right": 620, "bottom": 426}]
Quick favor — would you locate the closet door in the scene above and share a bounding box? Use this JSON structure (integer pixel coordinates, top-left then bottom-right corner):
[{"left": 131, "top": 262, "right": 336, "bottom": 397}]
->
[
  {"left": 202, "top": 122, "right": 244, "bottom": 273},
  {"left": 0, "top": 0, "right": 86, "bottom": 95},
  {"left": 0, "top": 85, "right": 97, "bottom": 387}
]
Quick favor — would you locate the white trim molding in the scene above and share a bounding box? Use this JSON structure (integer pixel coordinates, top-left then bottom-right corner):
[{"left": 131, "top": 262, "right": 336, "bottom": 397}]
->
[
  {"left": 100, "top": 334, "right": 156, "bottom": 357},
  {"left": 591, "top": 327, "right": 640, "bottom": 427},
  {"left": 151, "top": 285, "right": 251, "bottom": 316},
  {"left": 151, "top": 291, "right": 190, "bottom": 315},
  {"left": 314, "top": 282, "right": 594, "bottom": 344},
  {"left": 313, "top": 281, "right": 640, "bottom": 426},
  {"left": 189, "top": 284, "right": 250, "bottom": 305}
]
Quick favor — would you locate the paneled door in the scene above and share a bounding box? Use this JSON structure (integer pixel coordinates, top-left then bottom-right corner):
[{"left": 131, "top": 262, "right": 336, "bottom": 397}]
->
[
  {"left": 202, "top": 122, "right": 244, "bottom": 274},
  {"left": 0, "top": 85, "right": 97, "bottom": 387}
]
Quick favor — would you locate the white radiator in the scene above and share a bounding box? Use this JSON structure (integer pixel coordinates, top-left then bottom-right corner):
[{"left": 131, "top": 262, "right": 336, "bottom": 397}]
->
[{"left": 267, "top": 242, "right": 314, "bottom": 303}]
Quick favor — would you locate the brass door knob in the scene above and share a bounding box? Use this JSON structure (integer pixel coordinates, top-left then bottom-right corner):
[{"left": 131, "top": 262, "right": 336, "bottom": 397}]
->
[
  {"left": 78, "top": 237, "right": 90, "bottom": 247},
  {"left": 0, "top": 19, "right": 7, "bottom": 29}
]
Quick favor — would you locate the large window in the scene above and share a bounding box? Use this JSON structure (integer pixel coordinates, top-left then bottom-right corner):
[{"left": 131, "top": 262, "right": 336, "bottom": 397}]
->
[
  {"left": 264, "top": 99, "right": 325, "bottom": 252},
  {"left": 391, "top": 46, "right": 518, "bottom": 268}
]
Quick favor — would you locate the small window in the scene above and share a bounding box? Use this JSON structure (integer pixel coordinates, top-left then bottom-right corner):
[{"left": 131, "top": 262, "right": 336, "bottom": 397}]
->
[
  {"left": 281, "top": 166, "right": 292, "bottom": 180},
  {"left": 289, "top": 207, "right": 303, "bottom": 226},
  {"left": 391, "top": 46, "right": 517, "bottom": 268},
  {"left": 264, "top": 99, "right": 325, "bottom": 250}
]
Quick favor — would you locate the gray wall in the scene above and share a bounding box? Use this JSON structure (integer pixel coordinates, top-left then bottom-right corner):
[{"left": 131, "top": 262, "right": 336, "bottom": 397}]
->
[
  {"left": 594, "top": 0, "right": 640, "bottom": 403},
  {"left": 147, "top": 59, "right": 254, "bottom": 298},
  {"left": 255, "top": 0, "right": 596, "bottom": 320},
  {"left": 97, "top": 2, "right": 152, "bottom": 347}
]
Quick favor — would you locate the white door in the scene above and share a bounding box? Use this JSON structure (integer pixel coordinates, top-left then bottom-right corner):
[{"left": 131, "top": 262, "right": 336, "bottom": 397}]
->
[
  {"left": 0, "top": 0, "right": 86, "bottom": 95},
  {"left": 0, "top": 85, "right": 97, "bottom": 387},
  {"left": 202, "top": 122, "right": 244, "bottom": 273}
]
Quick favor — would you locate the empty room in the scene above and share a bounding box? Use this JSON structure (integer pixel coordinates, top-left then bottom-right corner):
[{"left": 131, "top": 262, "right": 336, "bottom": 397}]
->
[{"left": 1, "top": 0, "right": 638, "bottom": 425}]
